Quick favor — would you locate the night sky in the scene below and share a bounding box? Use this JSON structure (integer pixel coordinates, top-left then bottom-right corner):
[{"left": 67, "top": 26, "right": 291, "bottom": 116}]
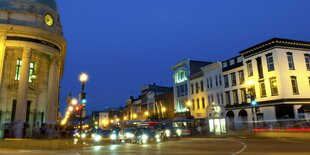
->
[{"left": 56, "top": 0, "right": 310, "bottom": 115}]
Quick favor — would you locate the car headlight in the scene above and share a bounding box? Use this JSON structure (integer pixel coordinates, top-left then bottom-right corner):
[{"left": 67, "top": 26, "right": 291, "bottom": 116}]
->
[
  {"left": 126, "top": 133, "right": 133, "bottom": 138},
  {"left": 94, "top": 135, "right": 102, "bottom": 142},
  {"left": 142, "top": 134, "right": 148, "bottom": 140},
  {"left": 81, "top": 133, "right": 86, "bottom": 139},
  {"left": 91, "top": 133, "right": 95, "bottom": 138},
  {"left": 155, "top": 134, "right": 160, "bottom": 139},
  {"left": 165, "top": 130, "right": 171, "bottom": 137},
  {"left": 110, "top": 134, "right": 117, "bottom": 140},
  {"left": 176, "top": 129, "right": 182, "bottom": 136}
]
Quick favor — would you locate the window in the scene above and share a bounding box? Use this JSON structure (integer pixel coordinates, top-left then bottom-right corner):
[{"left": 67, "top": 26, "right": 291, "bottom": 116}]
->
[
  {"left": 191, "top": 84, "right": 194, "bottom": 94},
  {"left": 177, "top": 84, "right": 188, "bottom": 97},
  {"left": 202, "top": 98, "right": 205, "bottom": 109},
  {"left": 287, "top": 52, "right": 295, "bottom": 70},
  {"left": 230, "top": 59, "right": 235, "bottom": 65},
  {"left": 29, "top": 62, "right": 35, "bottom": 82},
  {"left": 200, "top": 81, "right": 204, "bottom": 92},
  {"left": 305, "top": 54, "right": 310, "bottom": 71},
  {"left": 237, "top": 71, "right": 244, "bottom": 85},
  {"left": 196, "top": 98, "right": 200, "bottom": 110},
  {"left": 224, "top": 75, "right": 229, "bottom": 88},
  {"left": 15, "top": 59, "right": 36, "bottom": 82},
  {"left": 215, "top": 75, "right": 218, "bottom": 86},
  {"left": 246, "top": 61, "right": 253, "bottom": 76},
  {"left": 192, "top": 99, "right": 195, "bottom": 111},
  {"left": 219, "top": 75, "right": 222, "bottom": 85},
  {"left": 266, "top": 54, "right": 275, "bottom": 71},
  {"left": 240, "top": 88, "right": 247, "bottom": 103},
  {"left": 232, "top": 90, "right": 239, "bottom": 105},
  {"left": 225, "top": 91, "right": 231, "bottom": 105},
  {"left": 210, "top": 78, "right": 213, "bottom": 88},
  {"left": 259, "top": 81, "right": 267, "bottom": 97},
  {"left": 211, "top": 94, "right": 214, "bottom": 103},
  {"left": 237, "top": 56, "right": 243, "bottom": 63},
  {"left": 270, "top": 77, "right": 278, "bottom": 96},
  {"left": 220, "top": 93, "right": 224, "bottom": 105},
  {"left": 231, "top": 73, "right": 236, "bottom": 86},
  {"left": 195, "top": 82, "right": 199, "bottom": 94},
  {"left": 15, "top": 59, "right": 22, "bottom": 80},
  {"left": 208, "top": 95, "right": 211, "bottom": 106},
  {"left": 217, "top": 93, "right": 220, "bottom": 105},
  {"left": 291, "top": 76, "right": 299, "bottom": 95},
  {"left": 223, "top": 62, "right": 228, "bottom": 68},
  {"left": 206, "top": 79, "right": 209, "bottom": 89}
]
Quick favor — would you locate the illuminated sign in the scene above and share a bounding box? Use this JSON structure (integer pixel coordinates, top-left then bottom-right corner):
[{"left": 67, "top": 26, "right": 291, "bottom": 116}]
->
[{"left": 174, "top": 69, "right": 188, "bottom": 84}]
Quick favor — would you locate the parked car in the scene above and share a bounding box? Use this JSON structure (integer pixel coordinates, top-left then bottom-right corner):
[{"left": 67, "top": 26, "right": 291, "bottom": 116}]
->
[{"left": 131, "top": 127, "right": 162, "bottom": 144}]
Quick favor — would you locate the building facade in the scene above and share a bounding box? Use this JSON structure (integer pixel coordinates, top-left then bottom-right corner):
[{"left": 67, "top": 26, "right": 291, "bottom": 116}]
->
[
  {"left": 172, "top": 60, "right": 211, "bottom": 119},
  {"left": 225, "top": 38, "right": 310, "bottom": 131},
  {"left": 202, "top": 62, "right": 226, "bottom": 134},
  {"left": 0, "top": 0, "right": 66, "bottom": 138}
]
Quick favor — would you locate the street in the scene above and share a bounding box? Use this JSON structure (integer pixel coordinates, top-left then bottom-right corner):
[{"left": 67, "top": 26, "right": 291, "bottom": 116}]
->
[{"left": 1, "top": 137, "right": 310, "bottom": 155}]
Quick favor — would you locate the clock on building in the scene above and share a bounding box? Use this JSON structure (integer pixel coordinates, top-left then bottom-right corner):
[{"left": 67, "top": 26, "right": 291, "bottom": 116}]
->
[{"left": 45, "top": 14, "right": 54, "bottom": 26}]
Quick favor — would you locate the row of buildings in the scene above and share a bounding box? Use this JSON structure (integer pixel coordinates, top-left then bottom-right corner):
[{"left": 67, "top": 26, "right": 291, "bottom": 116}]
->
[
  {"left": 117, "top": 38, "right": 310, "bottom": 134},
  {"left": 91, "top": 38, "right": 310, "bottom": 135}
]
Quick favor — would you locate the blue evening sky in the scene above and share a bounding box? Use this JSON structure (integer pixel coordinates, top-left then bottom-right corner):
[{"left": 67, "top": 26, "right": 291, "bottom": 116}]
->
[{"left": 56, "top": 0, "right": 310, "bottom": 114}]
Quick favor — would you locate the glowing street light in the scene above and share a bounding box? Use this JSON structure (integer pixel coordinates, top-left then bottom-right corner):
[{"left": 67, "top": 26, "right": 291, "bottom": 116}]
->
[
  {"left": 162, "top": 107, "right": 167, "bottom": 112},
  {"left": 68, "top": 106, "right": 73, "bottom": 112},
  {"left": 71, "top": 98, "right": 78, "bottom": 105},
  {"left": 79, "top": 73, "right": 88, "bottom": 82},
  {"left": 133, "top": 113, "right": 137, "bottom": 119},
  {"left": 144, "top": 111, "right": 149, "bottom": 117}
]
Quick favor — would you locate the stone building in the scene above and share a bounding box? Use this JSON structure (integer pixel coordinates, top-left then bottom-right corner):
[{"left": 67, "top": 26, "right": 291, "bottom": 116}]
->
[{"left": 0, "top": 0, "right": 66, "bottom": 138}]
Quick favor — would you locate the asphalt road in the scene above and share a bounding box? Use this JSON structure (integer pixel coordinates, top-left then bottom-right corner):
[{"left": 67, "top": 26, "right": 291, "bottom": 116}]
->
[{"left": 1, "top": 137, "right": 310, "bottom": 155}]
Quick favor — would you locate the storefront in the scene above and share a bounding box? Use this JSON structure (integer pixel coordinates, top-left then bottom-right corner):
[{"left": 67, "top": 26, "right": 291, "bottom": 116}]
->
[{"left": 208, "top": 106, "right": 226, "bottom": 135}]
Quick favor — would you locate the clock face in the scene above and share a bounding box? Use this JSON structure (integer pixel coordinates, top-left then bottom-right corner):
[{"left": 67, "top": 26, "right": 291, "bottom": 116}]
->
[{"left": 45, "top": 14, "right": 54, "bottom": 26}]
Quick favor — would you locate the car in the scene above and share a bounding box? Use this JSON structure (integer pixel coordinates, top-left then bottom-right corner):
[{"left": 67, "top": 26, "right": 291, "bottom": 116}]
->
[
  {"left": 118, "top": 128, "right": 136, "bottom": 142},
  {"left": 131, "top": 127, "right": 162, "bottom": 144}
]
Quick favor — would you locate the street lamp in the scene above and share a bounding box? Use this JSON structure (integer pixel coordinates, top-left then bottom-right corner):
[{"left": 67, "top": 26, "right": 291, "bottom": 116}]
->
[
  {"left": 79, "top": 73, "right": 88, "bottom": 132},
  {"left": 71, "top": 98, "right": 78, "bottom": 106},
  {"left": 245, "top": 80, "right": 256, "bottom": 130},
  {"left": 144, "top": 111, "right": 149, "bottom": 120}
]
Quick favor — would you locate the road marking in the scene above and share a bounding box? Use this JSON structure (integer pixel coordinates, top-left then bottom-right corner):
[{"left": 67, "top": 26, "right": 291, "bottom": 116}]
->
[{"left": 229, "top": 139, "right": 247, "bottom": 155}]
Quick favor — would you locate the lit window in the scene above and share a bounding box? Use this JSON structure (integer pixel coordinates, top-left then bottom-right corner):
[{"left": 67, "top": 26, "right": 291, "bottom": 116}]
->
[
  {"left": 246, "top": 61, "right": 253, "bottom": 76},
  {"left": 291, "top": 76, "right": 299, "bottom": 95},
  {"left": 174, "top": 70, "right": 188, "bottom": 84},
  {"left": 287, "top": 52, "right": 295, "bottom": 70},
  {"left": 266, "top": 54, "right": 275, "bottom": 71},
  {"left": 14, "top": 59, "right": 36, "bottom": 82},
  {"left": 270, "top": 77, "right": 278, "bottom": 96},
  {"left": 305, "top": 54, "right": 310, "bottom": 71},
  {"left": 259, "top": 81, "right": 267, "bottom": 97},
  {"left": 15, "top": 59, "right": 22, "bottom": 80},
  {"left": 29, "top": 62, "right": 35, "bottom": 82}
]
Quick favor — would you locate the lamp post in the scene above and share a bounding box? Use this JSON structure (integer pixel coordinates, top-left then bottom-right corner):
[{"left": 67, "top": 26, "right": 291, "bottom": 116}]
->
[
  {"left": 245, "top": 80, "right": 256, "bottom": 131},
  {"left": 79, "top": 73, "right": 88, "bottom": 132}
]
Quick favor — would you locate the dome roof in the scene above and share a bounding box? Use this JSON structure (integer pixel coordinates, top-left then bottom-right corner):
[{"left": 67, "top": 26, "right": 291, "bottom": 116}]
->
[{"left": 0, "top": 0, "right": 58, "bottom": 12}]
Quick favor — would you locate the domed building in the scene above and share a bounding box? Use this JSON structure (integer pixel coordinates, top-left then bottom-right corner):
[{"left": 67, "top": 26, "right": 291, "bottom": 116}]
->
[{"left": 0, "top": 0, "right": 66, "bottom": 138}]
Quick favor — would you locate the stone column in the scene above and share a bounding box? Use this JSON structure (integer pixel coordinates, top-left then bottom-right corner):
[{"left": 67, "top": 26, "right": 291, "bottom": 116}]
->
[
  {"left": 45, "top": 56, "right": 59, "bottom": 125},
  {"left": 14, "top": 47, "right": 32, "bottom": 138}
]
